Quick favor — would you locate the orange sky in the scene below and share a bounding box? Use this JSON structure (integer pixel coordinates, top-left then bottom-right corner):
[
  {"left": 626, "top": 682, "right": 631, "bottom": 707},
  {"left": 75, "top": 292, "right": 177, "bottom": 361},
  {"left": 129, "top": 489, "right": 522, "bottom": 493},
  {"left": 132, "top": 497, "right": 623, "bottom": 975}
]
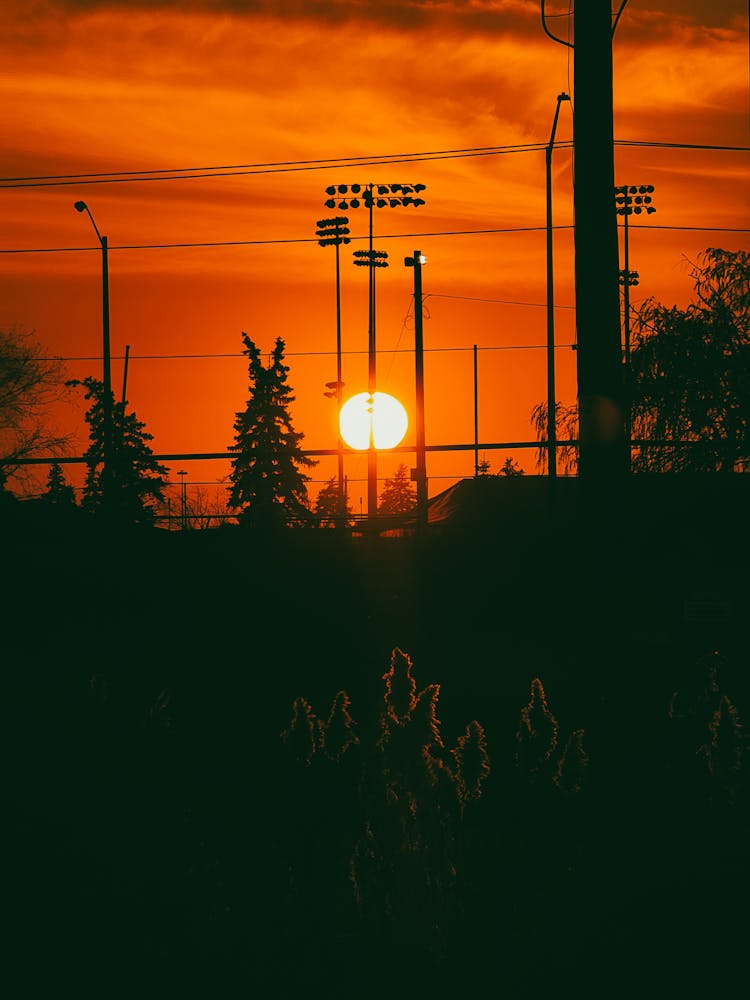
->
[{"left": 1, "top": 0, "right": 748, "bottom": 504}]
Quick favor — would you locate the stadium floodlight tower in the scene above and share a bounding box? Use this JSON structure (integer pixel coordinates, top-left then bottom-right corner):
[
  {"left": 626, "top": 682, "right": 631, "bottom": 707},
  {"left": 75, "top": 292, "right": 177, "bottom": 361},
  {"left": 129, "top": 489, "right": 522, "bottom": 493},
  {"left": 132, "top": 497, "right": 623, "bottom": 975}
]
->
[
  {"left": 323, "top": 182, "right": 426, "bottom": 520},
  {"left": 316, "top": 215, "right": 351, "bottom": 512}
]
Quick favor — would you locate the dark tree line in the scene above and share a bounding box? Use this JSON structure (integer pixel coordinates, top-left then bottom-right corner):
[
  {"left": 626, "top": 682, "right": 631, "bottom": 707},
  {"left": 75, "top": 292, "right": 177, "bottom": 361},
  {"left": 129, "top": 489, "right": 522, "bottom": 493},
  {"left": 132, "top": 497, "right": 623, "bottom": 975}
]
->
[{"left": 532, "top": 247, "right": 749, "bottom": 474}]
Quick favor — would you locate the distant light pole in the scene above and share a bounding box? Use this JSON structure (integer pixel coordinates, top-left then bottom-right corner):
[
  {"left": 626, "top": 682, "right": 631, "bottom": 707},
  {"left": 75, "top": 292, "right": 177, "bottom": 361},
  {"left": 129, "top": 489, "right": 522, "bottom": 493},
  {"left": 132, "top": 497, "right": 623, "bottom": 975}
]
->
[
  {"left": 614, "top": 184, "right": 655, "bottom": 365},
  {"left": 324, "top": 182, "right": 426, "bottom": 518},
  {"left": 546, "top": 92, "right": 571, "bottom": 482},
  {"left": 615, "top": 184, "right": 655, "bottom": 462},
  {"left": 404, "top": 250, "right": 428, "bottom": 530},
  {"left": 177, "top": 469, "right": 187, "bottom": 530},
  {"left": 316, "top": 215, "right": 351, "bottom": 511},
  {"left": 74, "top": 200, "right": 113, "bottom": 507},
  {"left": 353, "top": 248, "right": 389, "bottom": 518}
]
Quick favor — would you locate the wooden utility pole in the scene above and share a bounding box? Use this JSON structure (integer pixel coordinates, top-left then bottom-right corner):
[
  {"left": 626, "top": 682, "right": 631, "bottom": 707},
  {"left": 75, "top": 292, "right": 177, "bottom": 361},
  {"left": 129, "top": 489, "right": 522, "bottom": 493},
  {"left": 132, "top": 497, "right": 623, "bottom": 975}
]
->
[{"left": 573, "top": 0, "right": 627, "bottom": 494}]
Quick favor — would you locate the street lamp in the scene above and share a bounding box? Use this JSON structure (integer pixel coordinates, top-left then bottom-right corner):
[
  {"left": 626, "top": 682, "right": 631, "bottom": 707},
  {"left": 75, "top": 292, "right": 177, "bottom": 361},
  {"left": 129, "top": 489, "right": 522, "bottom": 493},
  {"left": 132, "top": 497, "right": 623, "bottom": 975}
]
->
[
  {"left": 324, "top": 182, "right": 426, "bottom": 518},
  {"left": 316, "top": 215, "right": 350, "bottom": 513},
  {"left": 74, "top": 200, "right": 113, "bottom": 509},
  {"left": 545, "top": 92, "right": 571, "bottom": 484},
  {"left": 404, "top": 250, "right": 428, "bottom": 531}
]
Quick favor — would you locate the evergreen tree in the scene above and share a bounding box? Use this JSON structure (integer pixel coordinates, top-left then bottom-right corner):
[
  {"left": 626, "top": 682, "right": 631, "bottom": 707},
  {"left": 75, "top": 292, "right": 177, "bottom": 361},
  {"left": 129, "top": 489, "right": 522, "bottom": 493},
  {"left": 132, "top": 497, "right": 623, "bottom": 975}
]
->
[
  {"left": 42, "top": 461, "right": 77, "bottom": 505},
  {"left": 378, "top": 462, "right": 416, "bottom": 514},
  {"left": 227, "top": 334, "right": 315, "bottom": 529},
  {"left": 499, "top": 456, "right": 524, "bottom": 476},
  {"left": 314, "top": 475, "right": 354, "bottom": 528},
  {"left": 69, "top": 376, "right": 168, "bottom": 524}
]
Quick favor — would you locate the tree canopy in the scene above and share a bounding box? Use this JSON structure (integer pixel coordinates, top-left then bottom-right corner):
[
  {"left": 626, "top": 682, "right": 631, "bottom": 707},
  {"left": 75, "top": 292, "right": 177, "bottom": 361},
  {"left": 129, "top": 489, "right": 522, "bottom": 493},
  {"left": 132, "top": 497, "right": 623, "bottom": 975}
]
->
[
  {"left": 314, "top": 475, "right": 354, "bottom": 528},
  {"left": 378, "top": 462, "right": 416, "bottom": 514},
  {"left": 70, "top": 376, "right": 169, "bottom": 524},
  {"left": 0, "top": 327, "right": 71, "bottom": 492},
  {"left": 227, "top": 334, "right": 315, "bottom": 529},
  {"left": 629, "top": 247, "right": 749, "bottom": 473},
  {"left": 42, "top": 462, "right": 77, "bottom": 505},
  {"left": 531, "top": 248, "right": 750, "bottom": 474}
]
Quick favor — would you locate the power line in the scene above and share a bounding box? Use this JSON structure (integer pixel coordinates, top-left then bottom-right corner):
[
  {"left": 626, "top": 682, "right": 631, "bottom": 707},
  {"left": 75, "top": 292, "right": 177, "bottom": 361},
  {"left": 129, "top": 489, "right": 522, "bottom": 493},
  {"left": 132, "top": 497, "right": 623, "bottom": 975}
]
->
[
  {"left": 427, "top": 293, "right": 576, "bottom": 308},
  {"left": 56, "top": 343, "right": 578, "bottom": 363},
  {"left": 0, "top": 139, "right": 745, "bottom": 189},
  {"left": 0, "top": 143, "right": 563, "bottom": 189},
  {"left": 2, "top": 223, "right": 748, "bottom": 256}
]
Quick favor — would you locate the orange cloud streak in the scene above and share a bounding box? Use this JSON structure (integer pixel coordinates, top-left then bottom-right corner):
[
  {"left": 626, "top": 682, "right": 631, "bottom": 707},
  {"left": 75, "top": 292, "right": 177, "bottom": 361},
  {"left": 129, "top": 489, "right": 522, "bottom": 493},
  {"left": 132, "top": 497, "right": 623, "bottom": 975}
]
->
[{"left": 0, "top": 0, "right": 747, "bottom": 497}]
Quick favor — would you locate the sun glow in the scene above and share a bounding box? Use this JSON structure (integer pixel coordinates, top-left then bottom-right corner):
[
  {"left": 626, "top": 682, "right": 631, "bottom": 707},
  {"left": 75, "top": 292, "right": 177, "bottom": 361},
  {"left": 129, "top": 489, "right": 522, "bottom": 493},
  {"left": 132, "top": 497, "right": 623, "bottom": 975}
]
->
[{"left": 339, "top": 391, "right": 408, "bottom": 450}]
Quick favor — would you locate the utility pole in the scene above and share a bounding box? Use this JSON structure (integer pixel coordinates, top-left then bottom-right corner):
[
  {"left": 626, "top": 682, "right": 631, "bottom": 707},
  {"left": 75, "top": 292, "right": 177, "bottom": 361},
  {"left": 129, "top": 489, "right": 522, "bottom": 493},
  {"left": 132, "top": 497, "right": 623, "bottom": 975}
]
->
[
  {"left": 546, "top": 92, "right": 571, "bottom": 486},
  {"left": 405, "top": 250, "right": 428, "bottom": 529},
  {"left": 572, "top": 0, "right": 626, "bottom": 494},
  {"left": 121, "top": 344, "right": 130, "bottom": 405}
]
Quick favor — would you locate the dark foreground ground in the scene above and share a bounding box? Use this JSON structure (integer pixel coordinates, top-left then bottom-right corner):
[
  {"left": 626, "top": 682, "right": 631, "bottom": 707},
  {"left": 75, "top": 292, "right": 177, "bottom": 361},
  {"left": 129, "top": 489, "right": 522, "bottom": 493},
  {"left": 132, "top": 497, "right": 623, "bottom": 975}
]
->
[{"left": 4, "top": 476, "right": 749, "bottom": 997}]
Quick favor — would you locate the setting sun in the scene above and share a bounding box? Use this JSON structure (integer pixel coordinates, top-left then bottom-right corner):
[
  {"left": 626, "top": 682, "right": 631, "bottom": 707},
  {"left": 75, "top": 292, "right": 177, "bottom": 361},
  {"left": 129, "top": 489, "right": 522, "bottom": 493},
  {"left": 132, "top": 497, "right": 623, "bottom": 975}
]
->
[{"left": 339, "top": 391, "right": 409, "bottom": 451}]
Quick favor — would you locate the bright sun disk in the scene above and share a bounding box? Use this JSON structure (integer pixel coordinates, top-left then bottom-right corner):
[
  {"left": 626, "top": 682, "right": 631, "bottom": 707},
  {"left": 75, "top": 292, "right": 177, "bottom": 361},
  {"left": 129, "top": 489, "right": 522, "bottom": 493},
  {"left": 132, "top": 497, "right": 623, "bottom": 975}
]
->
[{"left": 339, "top": 391, "right": 408, "bottom": 450}]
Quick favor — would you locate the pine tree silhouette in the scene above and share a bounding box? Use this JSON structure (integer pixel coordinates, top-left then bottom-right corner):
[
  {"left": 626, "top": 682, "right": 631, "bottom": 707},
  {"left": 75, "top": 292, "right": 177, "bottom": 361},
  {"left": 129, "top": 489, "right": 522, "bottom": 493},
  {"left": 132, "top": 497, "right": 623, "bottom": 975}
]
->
[
  {"left": 377, "top": 462, "right": 416, "bottom": 514},
  {"left": 228, "top": 334, "right": 315, "bottom": 529},
  {"left": 314, "top": 476, "right": 354, "bottom": 528},
  {"left": 69, "top": 376, "right": 168, "bottom": 524},
  {"left": 43, "top": 461, "right": 77, "bottom": 505}
]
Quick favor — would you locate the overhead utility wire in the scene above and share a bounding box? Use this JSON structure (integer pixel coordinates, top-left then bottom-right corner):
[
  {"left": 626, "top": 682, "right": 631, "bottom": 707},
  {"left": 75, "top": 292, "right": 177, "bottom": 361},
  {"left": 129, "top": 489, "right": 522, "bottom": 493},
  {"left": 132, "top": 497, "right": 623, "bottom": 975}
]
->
[
  {"left": 3, "top": 223, "right": 748, "bottom": 256},
  {"left": 540, "top": 0, "right": 628, "bottom": 46},
  {"left": 1, "top": 140, "right": 746, "bottom": 190},
  {"left": 0, "top": 143, "right": 562, "bottom": 189},
  {"left": 55, "top": 343, "right": 577, "bottom": 363}
]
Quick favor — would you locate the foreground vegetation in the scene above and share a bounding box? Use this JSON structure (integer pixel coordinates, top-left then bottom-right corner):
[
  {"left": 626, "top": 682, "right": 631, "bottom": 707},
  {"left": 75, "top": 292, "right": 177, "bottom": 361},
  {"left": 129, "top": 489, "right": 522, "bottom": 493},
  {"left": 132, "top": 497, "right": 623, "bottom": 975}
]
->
[{"left": 4, "top": 498, "right": 749, "bottom": 997}]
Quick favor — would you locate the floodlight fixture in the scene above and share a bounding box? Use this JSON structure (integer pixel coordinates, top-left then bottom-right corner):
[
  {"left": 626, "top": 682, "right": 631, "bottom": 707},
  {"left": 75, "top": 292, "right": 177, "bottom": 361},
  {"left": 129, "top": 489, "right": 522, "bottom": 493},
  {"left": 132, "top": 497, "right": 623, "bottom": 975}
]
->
[
  {"left": 316, "top": 216, "right": 351, "bottom": 248},
  {"left": 614, "top": 183, "right": 656, "bottom": 216},
  {"left": 615, "top": 183, "right": 656, "bottom": 390},
  {"left": 316, "top": 214, "right": 352, "bottom": 503},
  {"left": 321, "top": 181, "right": 426, "bottom": 520},
  {"left": 353, "top": 249, "right": 389, "bottom": 268}
]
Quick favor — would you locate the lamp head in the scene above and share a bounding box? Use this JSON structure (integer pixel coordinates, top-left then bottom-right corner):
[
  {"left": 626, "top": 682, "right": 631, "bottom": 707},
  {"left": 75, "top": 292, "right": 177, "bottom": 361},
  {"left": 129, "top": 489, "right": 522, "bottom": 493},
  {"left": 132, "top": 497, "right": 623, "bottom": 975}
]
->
[{"left": 74, "top": 201, "right": 87, "bottom": 213}]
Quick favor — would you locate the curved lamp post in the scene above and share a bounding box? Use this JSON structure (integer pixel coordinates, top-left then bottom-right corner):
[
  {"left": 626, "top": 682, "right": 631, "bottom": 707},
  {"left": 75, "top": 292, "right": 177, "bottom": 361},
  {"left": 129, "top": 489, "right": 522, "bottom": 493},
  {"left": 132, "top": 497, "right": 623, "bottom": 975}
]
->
[
  {"left": 546, "top": 92, "right": 571, "bottom": 483},
  {"left": 74, "top": 200, "right": 113, "bottom": 507}
]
